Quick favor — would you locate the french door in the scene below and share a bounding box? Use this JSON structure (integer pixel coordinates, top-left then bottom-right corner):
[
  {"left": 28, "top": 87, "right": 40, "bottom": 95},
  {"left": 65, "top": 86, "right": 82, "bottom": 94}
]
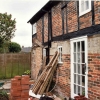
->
[{"left": 70, "top": 36, "right": 88, "bottom": 98}]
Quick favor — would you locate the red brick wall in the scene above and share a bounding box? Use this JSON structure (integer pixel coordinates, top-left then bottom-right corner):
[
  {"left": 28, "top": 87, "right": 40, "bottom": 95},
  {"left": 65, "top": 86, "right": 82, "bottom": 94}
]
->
[
  {"left": 67, "top": 1, "right": 78, "bottom": 33},
  {"left": 88, "top": 53, "right": 100, "bottom": 100},
  {"left": 54, "top": 54, "right": 70, "bottom": 98},
  {"left": 33, "top": 1, "right": 100, "bottom": 99},
  {"left": 88, "top": 34, "right": 100, "bottom": 99},
  {"left": 36, "top": 1, "right": 100, "bottom": 40},
  {"left": 31, "top": 47, "right": 42, "bottom": 80},
  {"left": 94, "top": 1, "right": 100, "bottom": 24},
  {"left": 79, "top": 12, "right": 92, "bottom": 29},
  {"left": 37, "top": 19, "right": 42, "bottom": 42},
  {"left": 52, "top": 3, "right": 62, "bottom": 37}
]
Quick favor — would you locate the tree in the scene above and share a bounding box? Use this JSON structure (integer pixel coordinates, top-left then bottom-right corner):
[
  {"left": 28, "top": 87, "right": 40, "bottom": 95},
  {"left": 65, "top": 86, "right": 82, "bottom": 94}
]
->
[
  {"left": 0, "top": 13, "right": 16, "bottom": 42},
  {"left": 9, "top": 42, "right": 21, "bottom": 53}
]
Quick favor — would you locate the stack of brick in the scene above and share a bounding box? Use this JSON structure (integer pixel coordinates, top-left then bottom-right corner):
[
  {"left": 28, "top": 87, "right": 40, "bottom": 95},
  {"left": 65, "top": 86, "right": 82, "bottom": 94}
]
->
[{"left": 10, "top": 75, "right": 30, "bottom": 100}]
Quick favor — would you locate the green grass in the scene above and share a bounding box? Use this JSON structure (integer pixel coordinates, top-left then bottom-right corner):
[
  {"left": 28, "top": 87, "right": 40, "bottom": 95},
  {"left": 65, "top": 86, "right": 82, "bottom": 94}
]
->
[{"left": 0, "top": 63, "right": 30, "bottom": 79}]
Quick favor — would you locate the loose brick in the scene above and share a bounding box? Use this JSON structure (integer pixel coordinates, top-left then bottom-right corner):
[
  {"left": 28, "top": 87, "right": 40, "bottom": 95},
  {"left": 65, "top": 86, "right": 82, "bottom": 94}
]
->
[
  {"left": 10, "top": 96, "right": 21, "bottom": 100},
  {"left": 14, "top": 76, "right": 22, "bottom": 80},
  {"left": 11, "top": 85, "right": 22, "bottom": 91},
  {"left": 21, "top": 78, "right": 29, "bottom": 85},
  {"left": 21, "top": 90, "right": 29, "bottom": 98},
  {"left": 22, "top": 85, "right": 29, "bottom": 90},
  {"left": 22, "top": 75, "right": 30, "bottom": 79},
  {"left": 11, "top": 90, "right": 21, "bottom": 97}
]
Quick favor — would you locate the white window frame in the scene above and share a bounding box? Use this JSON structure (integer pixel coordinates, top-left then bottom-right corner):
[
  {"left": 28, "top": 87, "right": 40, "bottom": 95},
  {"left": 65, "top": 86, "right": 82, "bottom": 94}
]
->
[
  {"left": 58, "top": 46, "right": 63, "bottom": 64},
  {"left": 79, "top": 0, "right": 91, "bottom": 16},
  {"left": 70, "top": 36, "right": 88, "bottom": 99},
  {"left": 33, "top": 23, "right": 36, "bottom": 34},
  {"left": 43, "top": 48, "right": 46, "bottom": 57}
]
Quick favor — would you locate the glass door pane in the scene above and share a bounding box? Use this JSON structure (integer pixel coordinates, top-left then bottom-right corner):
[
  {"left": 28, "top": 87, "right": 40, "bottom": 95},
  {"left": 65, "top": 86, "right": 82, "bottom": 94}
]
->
[{"left": 73, "top": 40, "right": 86, "bottom": 96}]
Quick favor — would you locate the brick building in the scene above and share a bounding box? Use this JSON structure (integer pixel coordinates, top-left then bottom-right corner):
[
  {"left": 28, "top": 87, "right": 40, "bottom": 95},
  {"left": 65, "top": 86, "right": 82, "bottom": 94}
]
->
[{"left": 28, "top": 1, "right": 100, "bottom": 99}]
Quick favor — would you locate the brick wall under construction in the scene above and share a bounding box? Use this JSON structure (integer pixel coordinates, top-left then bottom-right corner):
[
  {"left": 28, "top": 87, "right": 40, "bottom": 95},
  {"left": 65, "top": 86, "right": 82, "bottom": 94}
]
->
[{"left": 10, "top": 75, "right": 32, "bottom": 100}]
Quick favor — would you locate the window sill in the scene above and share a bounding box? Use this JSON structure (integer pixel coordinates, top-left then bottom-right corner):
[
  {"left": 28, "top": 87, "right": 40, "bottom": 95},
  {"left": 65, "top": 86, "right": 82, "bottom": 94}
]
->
[{"left": 79, "top": 9, "right": 91, "bottom": 17}]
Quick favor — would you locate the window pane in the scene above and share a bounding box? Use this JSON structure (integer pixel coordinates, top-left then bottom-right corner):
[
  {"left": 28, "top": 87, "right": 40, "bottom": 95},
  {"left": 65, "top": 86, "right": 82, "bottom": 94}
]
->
[
  {"left": 78, "top": 86, "right": 80, "bottom": 95},
  {"left": 76, "top": 74, "right": 78, "bottom": 84},
  {"left": 82, "top": 87, "right": 85, "bottom": 95},
  {"left": 74, "top": 64, "right": 76, "bottom": 73},
  {"left": 78, "top": 75, "right": 80, "bottom": 84},
  {"left": 85, "top": 0, "right": 89, "bottom": 10},
  {"left": 78, "top": 64, "right": 80, "bottom": 74},
  {"left": 77, "top": 53, "right": 80, "bottom": 63},
  {"left": 76, "top": 85, "right": 78, "bottom": 94},
  {"left": 81, "top": 41, "right": 85, "bottom": 51},
  {"left": 82, "top": 64, "right": 85, "bottom": 75},
  {"left": 81, "top": 52, "right": 85, "bottom": 63},
  {"left": 74, "top": 84, "right": 76, "bottom": 94},
  {"left": 33, "top": 23, "right": 36, "bottom": 34},
  {"left": 80, "top": 64, "right": 82, "bottom": 74},
  {"left": 74, "top": 42, "right": 76, "bottom": 52},
  {"left": 82, "top": 75, "right": 85, "bottom": 86},
  {"left": 74, "top": 74, "right": 76, "bottom": 83},
  {"left": 80, "top": 86, "right": 82, "bottom": 95},
  {"left": 77, "top": 42, "right": 80, "bottom": 52},
  {"left": 81, "top": 0, "right": 84, "bottom": 12},
  {"left": 74, "top": 53, "right": 76, "bottom": 62},
  {"left": 58, "top": 46, "right": 62, "bottom": 62}
]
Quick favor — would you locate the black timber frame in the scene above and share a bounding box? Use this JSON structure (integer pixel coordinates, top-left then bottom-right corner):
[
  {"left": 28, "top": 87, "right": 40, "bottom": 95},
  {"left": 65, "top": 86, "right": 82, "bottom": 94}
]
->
[
  {"left": 92, "top": 1, "right": 95, "bottom": 25},
  {"left": 30, "top": 1, "right": 99, "bottom": 47}
]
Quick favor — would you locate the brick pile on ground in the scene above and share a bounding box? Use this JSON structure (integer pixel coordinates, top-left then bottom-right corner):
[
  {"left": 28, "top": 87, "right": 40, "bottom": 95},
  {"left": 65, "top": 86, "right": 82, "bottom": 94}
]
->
[{"left": 10, "top": 75, "right": 32, "bottom": 100}]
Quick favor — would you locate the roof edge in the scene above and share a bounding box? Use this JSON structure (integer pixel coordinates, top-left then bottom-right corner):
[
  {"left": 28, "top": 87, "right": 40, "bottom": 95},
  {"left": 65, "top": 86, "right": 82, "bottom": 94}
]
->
[{"left": 27, "top": 1, "right": 60, "bottom": 24}]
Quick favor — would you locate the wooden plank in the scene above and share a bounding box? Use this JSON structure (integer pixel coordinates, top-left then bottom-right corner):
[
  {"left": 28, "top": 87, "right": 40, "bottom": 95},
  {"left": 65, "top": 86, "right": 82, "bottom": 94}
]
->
[
  {"left": 45, "top": 61, "right": 58, "bottom": 92},
  {"left": 38, "top": 60, "right": 58, "bottom": 94},
  {"left": 32, "top": 51, "right": 59, "bottom": 94}
]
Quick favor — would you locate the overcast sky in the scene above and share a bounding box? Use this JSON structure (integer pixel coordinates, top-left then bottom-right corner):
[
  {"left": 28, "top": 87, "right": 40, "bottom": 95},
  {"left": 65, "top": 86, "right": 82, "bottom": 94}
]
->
[{"left": 0, "top": 0, "right": 49, "bottom": 47}]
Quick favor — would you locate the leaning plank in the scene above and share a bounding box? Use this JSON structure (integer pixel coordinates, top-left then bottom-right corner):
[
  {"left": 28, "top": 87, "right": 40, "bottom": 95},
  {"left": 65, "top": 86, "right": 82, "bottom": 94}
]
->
[
  {"left": 45, "top": 61, "right": 58, "bottom": 92},
  {"left": 32, "top": 51, "right": 58, "bottom": 94},
  {"left": 37, "top": 56, "right": 46, "bottom": 77},
  {"left": 38, "top": 60, "right": 58, "bottom": 95},
  {"left": 37, "top": 52, "right": 59, "bottom": 94},
  {"left": 34, "top": 66, "right": 52, "bottom": 94}
]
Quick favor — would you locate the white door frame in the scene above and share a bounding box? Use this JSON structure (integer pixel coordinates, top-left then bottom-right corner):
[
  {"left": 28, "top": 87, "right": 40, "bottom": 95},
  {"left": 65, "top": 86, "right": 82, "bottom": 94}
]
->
[{"left": 70, "top": 36, "right": 88, "bottom": 99}]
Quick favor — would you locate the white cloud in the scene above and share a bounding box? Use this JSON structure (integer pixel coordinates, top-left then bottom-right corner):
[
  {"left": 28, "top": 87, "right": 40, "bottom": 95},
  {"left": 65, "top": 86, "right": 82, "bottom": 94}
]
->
[{"left": 0, "top": 0, "right": 49, "bottom": 47}]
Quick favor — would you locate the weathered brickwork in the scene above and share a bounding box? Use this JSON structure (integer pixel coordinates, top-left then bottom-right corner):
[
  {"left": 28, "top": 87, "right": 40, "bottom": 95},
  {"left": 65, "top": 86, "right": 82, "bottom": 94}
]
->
[
  {"left": 80, "top": 12, "right": 92, "bottom": 29},
  {"left": 67, "top": 1, "right": 78, "bottom": 33},
  {"left": 88, "top": 53, "right": 100, "bottom": 100},
  {"left": 63, "top": 7, "right": 67, "bottom": 34},
  {"left": 31, "top": 47, "right": 42, "bottom": 80},
  {"left": 57, "top": 54, "right": 70, "bottom": 98},
  {"left": 37, "top": 19, "right": 42, "bottom": 42},
  {"left": 44, "top": 13, "right": 48, "bottom": 42},
  {"left": 52, "top": 3, "right": 62, "bottom": 37},
  {"left": 94, "top": 1, "right": 100, "bottom": 24},
  {"left": 88, "top": 34, "right": 100, "bottom": 100},
  {"left": 31, "top": 1, "right": 100, "bottom": 99},
  {"left": 88, "top": 34, "right": 100, "bottom": 53},
  {"left": 49, "top": 41, "right": 71, "bottom": 98},
  {"left": 36, "top": 1, "right": 100, "bottom": 42}
]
